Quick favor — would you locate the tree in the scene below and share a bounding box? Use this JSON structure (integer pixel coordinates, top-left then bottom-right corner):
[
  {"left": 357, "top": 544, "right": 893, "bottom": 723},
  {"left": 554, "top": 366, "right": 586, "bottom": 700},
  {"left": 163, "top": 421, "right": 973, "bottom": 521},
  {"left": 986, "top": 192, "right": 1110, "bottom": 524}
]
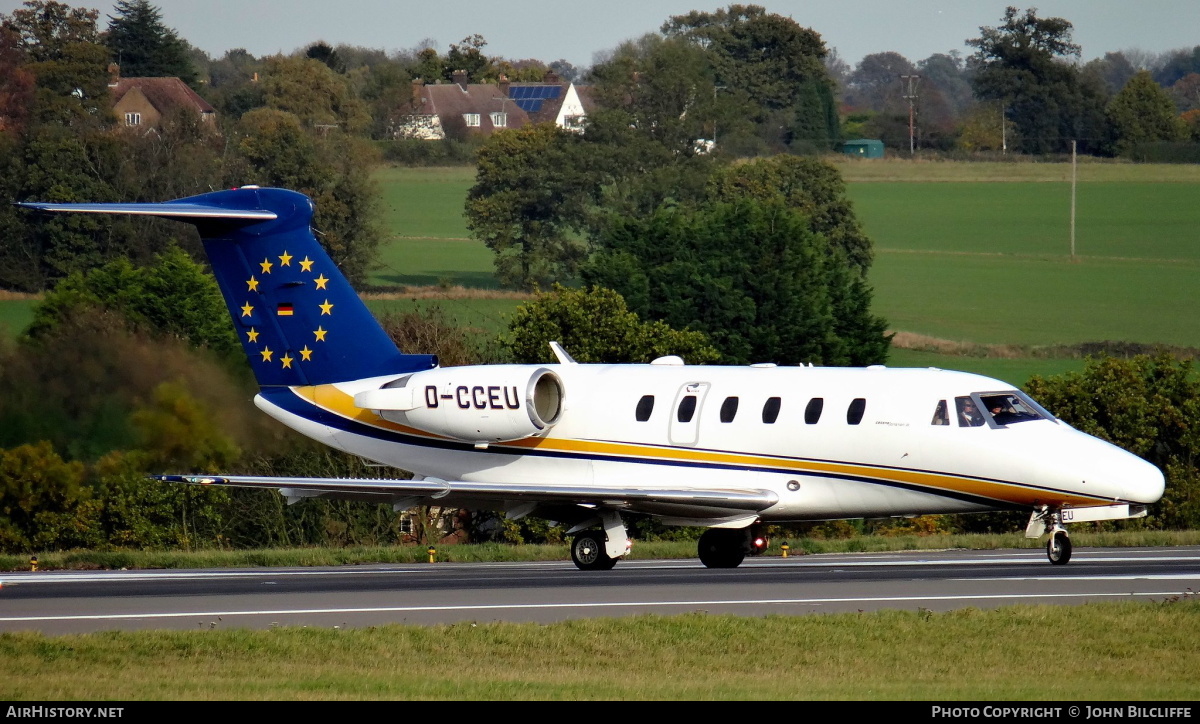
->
[
  {"left": 305, "top": 41, "right": 345, "bottom": 74},
  {"left": 589, "top": 33, "right": 720, "bottom": 156},
  {"left": 443, "top": 34, "right": 494, "bottom": 83},
  {"left": 2, "top": 1, "right": 110, "bottom": 126},
  {"left": 1025, "top": 355, "right": 1200, "bottom": 529},
  {"left": 0, "top": 441, "right": 101, "bottom": 551},
  {"left": 502, "top": 284, "right": 719, "bottom": 365},
  {"left": 258, "top": 55, "right": 369, "bottom": 134},
  {"left": 2, "top": 0, "right": 99, "bottom": 62},
  {"left": 465, "top": 123, "right": 593, "bottom": 290},
  {"left": 103, "top": 0, "right": 194, "bottom": 83},
  {"left": 846, "top": 51, "right": 915, "bottom": 112},
  {"left": 27, "top": 244, "right": 239, "bottom": 358},
  {"left": 706, "top": 155, "right": 873, "bottom": 273},
  {"left": 1154, "top": 46, "right": 1200, "bottom": 88},
  {"left": 0, "top": 27, "right": 36, "bottom": 134},
  {"left": 968, "top": 6, "right": 1107, "bottom": 154},
  {"left": 662, "top": 4, "right": 839, "bottom": 153},
  {"left": 1082, "top": 51, "right": 1138, "bottom": 96},
  {"left": 1106, "top": 71, "right": 1186, "bottom": 156},
  {"left": 1170, "top": 73, "right": 1200, "bottom": 113},
  {"left": 583, "top": 199, "right": 889, "bottom": 366}
]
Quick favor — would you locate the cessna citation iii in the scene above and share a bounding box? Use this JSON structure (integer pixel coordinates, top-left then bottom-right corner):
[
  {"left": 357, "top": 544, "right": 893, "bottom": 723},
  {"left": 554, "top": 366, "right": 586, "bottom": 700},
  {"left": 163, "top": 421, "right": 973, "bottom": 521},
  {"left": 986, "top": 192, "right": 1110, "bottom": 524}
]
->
[{"left": 19, "top": 187, "right": 1165, "bottom": 570}]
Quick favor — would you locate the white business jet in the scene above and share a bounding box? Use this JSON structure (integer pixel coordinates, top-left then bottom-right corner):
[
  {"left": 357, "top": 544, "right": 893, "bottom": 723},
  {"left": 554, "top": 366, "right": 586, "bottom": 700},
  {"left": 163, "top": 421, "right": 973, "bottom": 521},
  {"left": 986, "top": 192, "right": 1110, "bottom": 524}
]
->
[{"left": 19, "top": 188, "right": 1165, "bottom": 569}]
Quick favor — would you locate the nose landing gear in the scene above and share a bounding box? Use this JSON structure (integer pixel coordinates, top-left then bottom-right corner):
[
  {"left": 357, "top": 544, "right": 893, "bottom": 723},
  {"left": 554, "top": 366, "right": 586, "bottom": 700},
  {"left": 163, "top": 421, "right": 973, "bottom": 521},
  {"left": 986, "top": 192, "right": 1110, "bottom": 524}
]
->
[
  {"left": 1027, "top": 506, "right": 1073, "bottom": 565},
  {"left": 1047, "top": 529, "right": 1073, "bottom": 564}
]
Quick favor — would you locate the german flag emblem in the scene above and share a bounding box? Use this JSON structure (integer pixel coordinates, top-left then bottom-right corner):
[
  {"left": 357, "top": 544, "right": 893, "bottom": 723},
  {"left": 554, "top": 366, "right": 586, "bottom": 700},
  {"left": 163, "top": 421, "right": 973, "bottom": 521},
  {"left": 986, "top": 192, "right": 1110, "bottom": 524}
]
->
[{"left": 277, "top": 302, "right": 294, "bottom": 316}]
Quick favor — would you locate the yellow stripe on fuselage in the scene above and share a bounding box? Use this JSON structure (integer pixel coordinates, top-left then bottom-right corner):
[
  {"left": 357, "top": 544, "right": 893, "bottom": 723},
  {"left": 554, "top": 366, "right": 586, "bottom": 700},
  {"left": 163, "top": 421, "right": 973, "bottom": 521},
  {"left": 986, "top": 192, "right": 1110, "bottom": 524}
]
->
[{"left": 290, "top": 384, "right": 1111, "bottom": 509}]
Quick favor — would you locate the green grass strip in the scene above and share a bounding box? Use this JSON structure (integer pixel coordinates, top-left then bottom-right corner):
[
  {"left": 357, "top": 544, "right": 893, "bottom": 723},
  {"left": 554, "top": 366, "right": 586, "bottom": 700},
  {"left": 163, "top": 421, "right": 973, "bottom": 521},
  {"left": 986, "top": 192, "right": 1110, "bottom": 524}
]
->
[{"left": 3, "top": 601, "right": 1199, "bottom": 699}]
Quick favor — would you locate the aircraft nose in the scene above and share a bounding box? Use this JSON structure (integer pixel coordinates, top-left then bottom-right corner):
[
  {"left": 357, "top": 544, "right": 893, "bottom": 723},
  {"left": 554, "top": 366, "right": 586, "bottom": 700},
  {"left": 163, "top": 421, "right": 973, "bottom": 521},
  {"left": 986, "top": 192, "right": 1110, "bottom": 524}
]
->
[{"left": 1122, "top": 454, "right": 1165, "bottom": 504}]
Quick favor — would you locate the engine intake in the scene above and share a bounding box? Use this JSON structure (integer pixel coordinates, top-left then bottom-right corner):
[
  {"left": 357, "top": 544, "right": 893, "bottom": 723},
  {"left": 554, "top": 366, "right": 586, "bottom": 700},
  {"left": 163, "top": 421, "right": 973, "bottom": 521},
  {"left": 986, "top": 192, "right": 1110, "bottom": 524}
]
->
[{"left": 354, "top": 366, "right": 564, "bottom": 444}]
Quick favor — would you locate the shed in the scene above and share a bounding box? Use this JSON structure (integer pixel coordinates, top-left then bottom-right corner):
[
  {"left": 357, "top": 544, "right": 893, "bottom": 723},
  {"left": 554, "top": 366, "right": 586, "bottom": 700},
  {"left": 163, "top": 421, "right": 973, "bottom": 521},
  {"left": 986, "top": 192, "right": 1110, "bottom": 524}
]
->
[{"left": 841, "top": 139, "right": 884, "bottom": 158}]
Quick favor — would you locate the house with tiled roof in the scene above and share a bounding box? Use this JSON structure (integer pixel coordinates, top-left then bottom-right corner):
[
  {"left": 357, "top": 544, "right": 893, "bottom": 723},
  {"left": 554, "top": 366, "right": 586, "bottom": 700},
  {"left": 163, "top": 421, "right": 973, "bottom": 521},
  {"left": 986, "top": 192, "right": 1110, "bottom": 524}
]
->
[
  {"left": 108, "top": 66, "right": 216, "bottom": 129},
  {"left": 395, "top": 70, "right": 593, "bottom": 140}
]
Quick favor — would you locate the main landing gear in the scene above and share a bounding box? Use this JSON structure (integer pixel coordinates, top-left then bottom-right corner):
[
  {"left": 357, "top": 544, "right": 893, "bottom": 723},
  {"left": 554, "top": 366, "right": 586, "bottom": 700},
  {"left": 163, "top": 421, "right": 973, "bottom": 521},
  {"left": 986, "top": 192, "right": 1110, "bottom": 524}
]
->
[
  {"left": 697, "top": 524, "right": 768, "bottom": 569},
  {"left": 569, "top": 510, "right": 632, "bottom": 571},
  {"left": 1028, "top": 506, "right": 1073, "bottom": 565}
]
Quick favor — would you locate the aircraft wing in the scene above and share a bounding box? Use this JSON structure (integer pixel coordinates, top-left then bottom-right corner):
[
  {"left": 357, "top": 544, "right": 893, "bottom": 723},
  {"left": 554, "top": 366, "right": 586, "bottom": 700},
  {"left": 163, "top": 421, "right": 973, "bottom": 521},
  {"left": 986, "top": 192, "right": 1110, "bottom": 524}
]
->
[{"left": 151, "top": 474, "right": 778, "bottom": 519}]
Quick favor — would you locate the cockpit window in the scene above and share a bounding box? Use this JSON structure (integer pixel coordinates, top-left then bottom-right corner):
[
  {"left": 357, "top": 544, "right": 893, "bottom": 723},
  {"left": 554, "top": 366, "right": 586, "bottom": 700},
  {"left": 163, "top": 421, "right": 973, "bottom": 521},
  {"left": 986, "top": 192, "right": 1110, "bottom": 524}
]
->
[
  {"left": 931, "top": 400, "right": 949, "bottom": 426},
  {"left": 979, "top": 392, "right": 1049, "bottom": 425},
  {"left": 956, "top": 396, "right": 985, "bottom": 427}
]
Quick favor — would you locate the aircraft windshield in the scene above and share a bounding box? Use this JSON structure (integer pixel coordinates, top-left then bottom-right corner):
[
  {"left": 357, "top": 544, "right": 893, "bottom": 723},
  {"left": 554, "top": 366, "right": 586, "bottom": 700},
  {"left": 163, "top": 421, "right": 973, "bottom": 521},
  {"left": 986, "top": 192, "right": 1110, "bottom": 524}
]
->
[{"left": 979, "top": 391, "right": 1051, "bottom": 425}]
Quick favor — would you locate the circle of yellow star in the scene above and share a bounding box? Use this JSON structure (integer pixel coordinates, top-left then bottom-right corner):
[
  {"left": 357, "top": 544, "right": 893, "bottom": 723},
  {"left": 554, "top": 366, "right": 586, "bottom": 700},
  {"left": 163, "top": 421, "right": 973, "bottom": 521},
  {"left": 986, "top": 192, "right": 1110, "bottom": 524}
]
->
[
  {"left": 259, "top": 258, "right": 273, "bottom": 274},
  {"left": 247, "top": 328, "right": 260, "bottom": 343},
  {"left": 260, "top": 346, "right": 274, "bottom": 362},
  {"left": 299, "top": 345, "right": 313, "bottom": 361},
  {"left": 319, "top": 299, "right": 334, "bottom": 315},
  {"left": 313, "top": 326, "right": 327, "bottom": 342},
  {"left": 240, "top": 302, "right": 254, "bottom": 317},
  {"left": 279, "top": 250, "right": 293, "bottom": 266},
  {"left": 314, "top": 274, "right": 329, "bottom": 290},
  {"left": 246, "top": 276, "right": 259, "bottom": 292},
  {"left": 280, "top": 353, "right": 294, "bottom": 369},
  {"left": 299, "top": 257, "right": 314, "bottom": 272}
]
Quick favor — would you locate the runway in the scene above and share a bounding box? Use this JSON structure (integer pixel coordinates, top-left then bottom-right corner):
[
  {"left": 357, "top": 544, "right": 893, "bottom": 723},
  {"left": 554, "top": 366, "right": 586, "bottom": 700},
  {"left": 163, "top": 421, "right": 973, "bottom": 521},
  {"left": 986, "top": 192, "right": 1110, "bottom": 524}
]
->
[{"left": 2, "top": 546, "right": 1198, "bottom": 635}]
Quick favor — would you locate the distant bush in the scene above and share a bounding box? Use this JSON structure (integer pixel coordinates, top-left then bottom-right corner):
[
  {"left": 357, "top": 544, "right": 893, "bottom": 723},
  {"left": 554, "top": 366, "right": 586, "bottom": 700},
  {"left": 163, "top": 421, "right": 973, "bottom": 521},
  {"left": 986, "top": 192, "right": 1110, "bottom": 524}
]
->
[{"left": 1125, "top": 141, "right": 1200, "bottom": 163}]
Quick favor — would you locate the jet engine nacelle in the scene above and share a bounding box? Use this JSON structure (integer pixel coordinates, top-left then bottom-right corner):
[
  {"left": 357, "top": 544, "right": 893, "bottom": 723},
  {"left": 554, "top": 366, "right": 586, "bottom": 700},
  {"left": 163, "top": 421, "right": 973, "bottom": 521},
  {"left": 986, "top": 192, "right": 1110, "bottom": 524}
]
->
[{"left": 354, "top": 366, "right": 564, "bottom": 444}]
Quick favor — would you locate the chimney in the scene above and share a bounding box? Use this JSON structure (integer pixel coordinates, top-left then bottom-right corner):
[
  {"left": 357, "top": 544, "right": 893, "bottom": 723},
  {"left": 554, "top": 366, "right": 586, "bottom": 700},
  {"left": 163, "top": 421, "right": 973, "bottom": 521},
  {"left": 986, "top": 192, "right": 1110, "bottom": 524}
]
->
[
  {"left": 542, "top": 70, "right": 560, "bottom": 85},
  {"left": 107, "top": 62, "right": 119, "bottom": 87},
  {"left": 452, "top": 69, "right": 468, "bottom": 91},
  {"left": 412, "top": 78, "right": 425, "bottom": 107},
  {"left": 498, "top": 73, "right": 510, "bottom": 97}
]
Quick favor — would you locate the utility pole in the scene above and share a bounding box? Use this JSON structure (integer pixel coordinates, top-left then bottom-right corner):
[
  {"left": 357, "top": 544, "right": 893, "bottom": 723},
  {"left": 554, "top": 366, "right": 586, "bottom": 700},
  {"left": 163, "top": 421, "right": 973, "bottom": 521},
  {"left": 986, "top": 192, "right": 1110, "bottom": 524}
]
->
[
  {"left": 900, "top": 74, "right": 920, "bottom": 155},
  {"left": 1070, "top": 139, "right": 1077, "bottom": 260}
]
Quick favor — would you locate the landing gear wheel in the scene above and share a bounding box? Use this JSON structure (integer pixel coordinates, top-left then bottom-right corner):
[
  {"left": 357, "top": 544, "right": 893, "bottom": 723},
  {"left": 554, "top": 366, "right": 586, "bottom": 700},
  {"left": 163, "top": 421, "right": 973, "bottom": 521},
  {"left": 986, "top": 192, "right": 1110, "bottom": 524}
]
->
[
  {"left": 698, "top": 528, "right": 746, "bottom": 569},
  {"left": 1047, "top": 530, "right": 1073, "bottom": 565},
  {"left": 572, "top": 531, "right": 617, "bottom": 571}
]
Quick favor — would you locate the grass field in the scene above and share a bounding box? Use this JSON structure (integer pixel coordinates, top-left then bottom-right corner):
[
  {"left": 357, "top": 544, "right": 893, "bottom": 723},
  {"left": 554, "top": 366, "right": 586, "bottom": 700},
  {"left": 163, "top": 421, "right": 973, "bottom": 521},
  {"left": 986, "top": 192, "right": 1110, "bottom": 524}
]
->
[
  {"left": 0, "top": 299, "right": 34, "bottom": 339},
  {"left": 4, "top": 602, "right": 1200, "bottom": 699}
]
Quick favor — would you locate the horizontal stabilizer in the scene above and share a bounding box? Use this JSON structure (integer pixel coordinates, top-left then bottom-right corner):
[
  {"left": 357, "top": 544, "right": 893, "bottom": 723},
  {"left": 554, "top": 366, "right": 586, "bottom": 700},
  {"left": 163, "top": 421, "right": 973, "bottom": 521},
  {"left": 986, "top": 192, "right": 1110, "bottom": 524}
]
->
[{"left": 15, "top": 201, "right": 277, "bottom": 221}]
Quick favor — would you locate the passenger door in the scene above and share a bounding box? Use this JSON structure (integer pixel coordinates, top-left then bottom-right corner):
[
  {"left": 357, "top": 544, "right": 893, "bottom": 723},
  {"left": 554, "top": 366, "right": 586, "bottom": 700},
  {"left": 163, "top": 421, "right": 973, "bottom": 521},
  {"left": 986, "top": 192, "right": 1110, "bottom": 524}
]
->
[{"left": 669, "top": 382, "right": 711, "bottom": 446}]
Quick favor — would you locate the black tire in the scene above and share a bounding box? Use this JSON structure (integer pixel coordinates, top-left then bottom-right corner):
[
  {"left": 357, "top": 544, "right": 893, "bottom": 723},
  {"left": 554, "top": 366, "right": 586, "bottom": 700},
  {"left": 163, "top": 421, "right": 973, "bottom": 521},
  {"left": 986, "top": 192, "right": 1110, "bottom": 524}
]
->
[
  {"left": 1047, "top": 531, "right": 1073, "bottom": 565},
  {"left": 698, "top": 528, "right": 746, "bottom": 569},
  {"left": 572, "top": 531, "right": 617, "bottom": 571}
]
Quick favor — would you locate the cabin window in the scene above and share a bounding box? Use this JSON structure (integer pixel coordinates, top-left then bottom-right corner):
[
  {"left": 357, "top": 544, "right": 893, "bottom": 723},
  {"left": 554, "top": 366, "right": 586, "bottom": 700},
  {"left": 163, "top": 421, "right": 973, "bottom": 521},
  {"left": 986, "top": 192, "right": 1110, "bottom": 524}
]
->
[
  {"left": 804, "top": 398, "right": 823, "bottom": 424},
  {"left": 677, "top": 395, "right": 697, "bottom": 423},
  {"left": 463, "top": 113, "right": 481, "bottom": 127},
  {"left": 635, "top": 395, "right": 654, "bottom": 422},
  {"left": 490, "top": 112, "right": 507, "bottom": 127},
  {"left": 762, "top": 397, "right": 781, "bottom": 424},
  {"left": 956, "top": 396, "right": 985, "bottom": 427},
  {"left": 980, "top": 392, "right": 1049, "bottom": 425},
  {"left": 124, "top": 112, "right": 141, "bottom": 126},
  {"left": 719, "top": 396, "right": 739, "bottom": 423},
  {"left": 931, "top": 400, "right": 949, "bottom": 425},
  {"left": 847, "top": 398, "right": 866, "bottom": 425}
]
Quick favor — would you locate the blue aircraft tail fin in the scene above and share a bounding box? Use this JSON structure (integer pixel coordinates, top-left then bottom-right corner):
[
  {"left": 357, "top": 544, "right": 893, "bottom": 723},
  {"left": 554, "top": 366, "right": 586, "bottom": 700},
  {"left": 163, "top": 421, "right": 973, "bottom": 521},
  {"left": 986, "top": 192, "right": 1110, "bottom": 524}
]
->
[{"left": 18, "top": 187, "right": 437, "bottom": 386}]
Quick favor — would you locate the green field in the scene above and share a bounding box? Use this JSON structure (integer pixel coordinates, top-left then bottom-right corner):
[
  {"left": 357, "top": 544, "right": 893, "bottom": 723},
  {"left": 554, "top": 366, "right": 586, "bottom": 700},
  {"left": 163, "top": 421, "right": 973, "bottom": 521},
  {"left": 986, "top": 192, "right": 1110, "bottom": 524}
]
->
[
  {"left": 0, "top": 299, "right": 35, "bottom": 339},
  {"left": 5, "top": 602, "right": 1200, "bottom": 699},
  {"left": 372, "top": 166, "right": 485, "bottom": 288}
]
